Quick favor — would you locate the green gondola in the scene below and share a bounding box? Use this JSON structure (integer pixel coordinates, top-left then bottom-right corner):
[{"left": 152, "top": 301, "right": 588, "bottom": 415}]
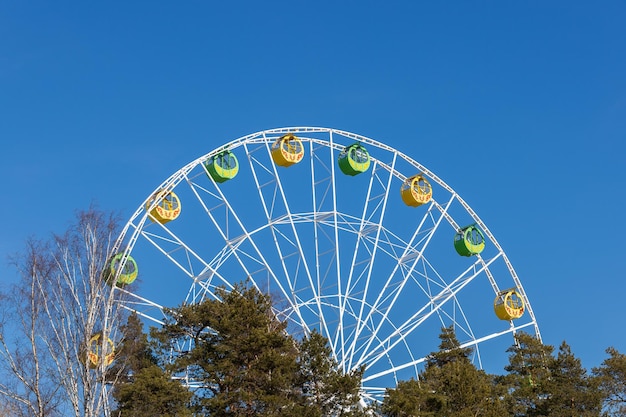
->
[
  {"left": 206, "top": 150, "right": 239, "bottom": 183},
  {"left": 338, "top": 143, "right": 370, "bottom": 176},
  {"left": 454, "top": 224, "right": 485, "bottom": 256},
  {"left": 104, "top": 253, "right": 138, "bottom": 286}
]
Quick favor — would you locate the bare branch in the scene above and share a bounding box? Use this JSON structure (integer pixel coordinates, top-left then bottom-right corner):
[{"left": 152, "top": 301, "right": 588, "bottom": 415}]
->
[{"left": 0, "top": 207, "right": 127, "bottom": 417}]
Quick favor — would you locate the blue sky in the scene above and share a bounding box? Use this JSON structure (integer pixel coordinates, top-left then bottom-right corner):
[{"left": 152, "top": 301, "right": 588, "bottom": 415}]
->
[{"left": 2, "top": 1, "right": 625, "bottom": 374}]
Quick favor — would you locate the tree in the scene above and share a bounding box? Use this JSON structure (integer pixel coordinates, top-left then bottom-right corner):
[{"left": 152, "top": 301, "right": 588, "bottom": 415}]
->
[
  {"left": 152, "top": 282, "right": 300, "bottom": 416},
  {"left": 380, "top": 378, "right": 441, "bottom": 417},
  {"left": 0, "top": 399, "right": 21, "bottom": 416},
  {"left": 424, "top": 326, "right": 507, "bottom": 417},
  {"left": 297, "top": 330, "right": 366, "bottom": 416},
  {"left": 111, "top": 313, "right": 192, "bottom": 416},
  {"left": 111, "top": 312, "right": 156, "bottom": 377},
  {"left": 502, "top": 332, "right": 555, "bottom": 417},
  {"left": 594, "top": 347, "right": 626, "bottom": 416},
  {"left": 0, "top": 207, "right": 127, "bottom": 416},
  {"left": 542, "top": 341, "right": 602, "bottom": 417},
  {"left": 503, "top": 334, "right": 602, "bottom": 417},
  {"left": 0, "top": 238, "right": 62, "bottom": 416},
  {"left": 113, "top": 365, "right": 193, "bottom": 417},
  {"left": 381, "top": 326, "right": 507, "bottom": 417}
]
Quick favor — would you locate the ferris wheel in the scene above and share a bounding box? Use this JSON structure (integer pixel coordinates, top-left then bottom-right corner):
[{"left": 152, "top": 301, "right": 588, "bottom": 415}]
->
[{"left": 110, "top": 127, "right": 540, "bottom": 405}]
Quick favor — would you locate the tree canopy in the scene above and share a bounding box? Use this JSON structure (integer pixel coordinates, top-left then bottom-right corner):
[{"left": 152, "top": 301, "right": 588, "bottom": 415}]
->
[
  {"left": 381, "top": 326, "right": 507, "bottom": 417},
  {"left": 381, "top": 328, "right": 610, "bottom": 417},
  {"left": 111, "top": 312, "right": 192, "bottom": 417},
  {"left": 145, "top": 282, "right": 366, "bottom": 416},
  {"left": 594, "top": 347, "right": 626, "bottom": 416}
]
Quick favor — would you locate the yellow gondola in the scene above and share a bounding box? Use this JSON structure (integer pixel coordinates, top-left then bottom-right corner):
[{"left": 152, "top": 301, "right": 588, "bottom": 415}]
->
[
  {"left": 494, "top": 288, "right": 525, "bottom": 320},
  {"left": 206, "top": 150, "right": 239, "bottom": 183},
  {"left": 146, "top": 190, "right": 181, "bottom": 224},
  {"left": 400, "top": 174, "right": 433, "bottom": 207},
  {"left": 104, "top": 253, "right": 138, "bottom": 286},
  {"left": 338, "top": 143, "right": 371, "bottom": 176},
  {"left": 271, "top": 134, "right": 304, "bottom": 167},
  {"left": 84, "top": 332, "right": 115, "bottom": 368}
]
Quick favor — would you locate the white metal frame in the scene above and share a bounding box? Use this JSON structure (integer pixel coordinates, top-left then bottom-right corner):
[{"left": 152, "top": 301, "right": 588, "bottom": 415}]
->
[{"left": 112, "top": 127, "right": 540, "bottom": 405}]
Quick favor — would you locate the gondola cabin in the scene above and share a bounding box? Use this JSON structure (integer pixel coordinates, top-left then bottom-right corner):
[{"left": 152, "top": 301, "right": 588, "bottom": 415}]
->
[
  {"left": 338, "top": 143, "right": 371, "bottom": 176},
  {"left": 454, "top": 224, "right": 486, "bottom": 256},
  {"left": 401, "top": 175, "right": 433, "bottom": 207},
  {"left": 146, "top": 190, "right": 181, "bottom": 224},
  {"left": 494, "top": 288, "right": 525, "bottom": 320},
  {"left": 271, "top": 134, "right": 304, "bottom": 167},
  {"left": 206, "top": 150, "right": 239, "bottom": 183},
  {"left": 105, "top": 253, "right": 138, "bottom": 286},
  {"left": 84, "top": 332, "right": 115, "bottom": 369}
]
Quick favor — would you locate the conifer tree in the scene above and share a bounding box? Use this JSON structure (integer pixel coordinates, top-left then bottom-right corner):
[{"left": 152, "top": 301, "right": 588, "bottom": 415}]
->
[
  {"left": 593, "top": 347, "right": 626, "bottom": 417},
  {"left": 381, "top": 326, "right": 506, "bottom": 417},
  {"left": 113, "top": 365, "right": 194, "bottom": 417},
  {"left": 111, "top": 312, "right": 192, "bottom": 417},
  {"left": 379, "top": 378, "right": 440, "bottom": 417},
  {"left": 502, "top": 332, "right": 554, "bottom": 417},
  {"left": 503, "top": 333, "right": 605, "bottom": 417},
  {"left": 111, "top": 312, "right": 156, "bottom": 377},
  {"left": 152, "top": 282, "right": 300, "bottom": 416},
  {"left": 297, "top": 330, "right": 366, "bottom": 416},
  {"left": 542, "top": 341, "right": 602, "bottom": 417}
]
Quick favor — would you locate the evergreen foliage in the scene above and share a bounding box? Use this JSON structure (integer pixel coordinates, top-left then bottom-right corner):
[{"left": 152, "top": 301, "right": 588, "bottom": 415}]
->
[
  {"left": 381, "top": 326, "right": 507, "bottom": 417},
  {"left": 543, "top": 341, "right": 602, "bottom": 416},
  {"left": 151, "top": 282, "right": 302, "bottom": 416},
  {"left": 594, "top": 347, "right": 626, "bottom": 416},
  {"left": 113, "top": 365, "right": 194, "bottom": 417},
  {"left": 108, "top": 289, "right": 623, "bottom": 417},
  {"left": 112, "top": 312, "right": 156, "bottom": 376},
  {"left": 502, "top": 332, "right": 555, "bottom": 416},
  {"left": 116, "top": 283, "right": 367, "bottom": 416},
  {"left": 297, "top": 330, "right": 366, "bottom": 416},
  {"left": 502, "top": 332, "right": 603, "bottom": 417},
  {"left": 111, "top": 313, "right": 192, "bottom": 417}
]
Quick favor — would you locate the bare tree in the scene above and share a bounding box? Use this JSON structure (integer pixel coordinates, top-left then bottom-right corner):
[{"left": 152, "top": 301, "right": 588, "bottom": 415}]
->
[
  {"left": 0, "top": 238, "right": 62, "bottom": 416},
  {"left": 0, "top": 207, "right": 128, "bottom": 417}
]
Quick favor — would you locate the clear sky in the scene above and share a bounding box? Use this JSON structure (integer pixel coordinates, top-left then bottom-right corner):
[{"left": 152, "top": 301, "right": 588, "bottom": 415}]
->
[{"left": 2, "top": 1, "right": 625, "bottom": 373}]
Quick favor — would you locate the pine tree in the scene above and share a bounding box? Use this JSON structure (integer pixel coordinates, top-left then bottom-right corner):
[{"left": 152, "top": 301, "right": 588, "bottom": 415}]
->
[
  {"left": 152, "top": 282, "right": 300, "bottom": 416},
  {"left": 381, "top": 326, "right": 506, "bottom": 417},
  {"left": 297, "top": 330, "right": 366, "bottom": 416},
  {"left": 502, "top": 332, "right": 554, "bottom": 417},
  {"left": 542, "top": 342, "right": 602, "bottom": 417},
  {"left": 593, "top": 347, "right": 626, "bottom": 417},
  {"left": 426, "top": 325, "right": 474, "bottom": 368},
  {"left": 111, "top": 313, "right": 192, "bottom": 417},
  {"left": 111, "top": 312, "right": 155, "bottom": 378},
  {"left": 113, "top": 365, "right": 194, "bottom": 417},
  {"left": 380, "top": 378, "right": 440, "bottom": 417}
]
